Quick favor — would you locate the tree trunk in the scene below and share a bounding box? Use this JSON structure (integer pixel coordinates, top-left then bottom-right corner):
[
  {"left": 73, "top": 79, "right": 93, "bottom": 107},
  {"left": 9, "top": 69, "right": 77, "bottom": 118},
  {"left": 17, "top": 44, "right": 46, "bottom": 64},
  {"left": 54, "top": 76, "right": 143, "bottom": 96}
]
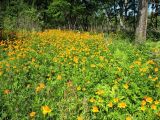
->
[
  {"left": 135, "top": 0, "right": 148, "bottom": 44},
  {"left": 155, "top": 0, "right": 159, "bottom": 29},
  {"left": 114, "top": 0, "right": 118, "bottom": 31},
  {"left": 125, "top": 0, "right": 128, "bottom": 20},
  {"left": 0, "top": 0, "right": 3, "bottom": 40},
  {"left": 133, "top": 0, "right": 136, "bottom": 31}
]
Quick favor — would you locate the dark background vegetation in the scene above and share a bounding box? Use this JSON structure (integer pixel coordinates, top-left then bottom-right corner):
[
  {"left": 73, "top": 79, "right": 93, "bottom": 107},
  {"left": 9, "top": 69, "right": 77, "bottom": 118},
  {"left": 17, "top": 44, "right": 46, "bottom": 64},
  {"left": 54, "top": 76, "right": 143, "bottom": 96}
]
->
[{"left": 0, "top": 0, "right": 160, "bottom": 41}]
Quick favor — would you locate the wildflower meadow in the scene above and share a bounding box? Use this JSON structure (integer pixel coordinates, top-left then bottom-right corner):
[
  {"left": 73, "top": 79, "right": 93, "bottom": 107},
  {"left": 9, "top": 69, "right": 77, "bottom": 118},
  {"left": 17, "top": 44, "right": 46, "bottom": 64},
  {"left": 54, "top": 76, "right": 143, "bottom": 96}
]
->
[{"left": 0, "top": 30, "right": 160, "bottom": 120}]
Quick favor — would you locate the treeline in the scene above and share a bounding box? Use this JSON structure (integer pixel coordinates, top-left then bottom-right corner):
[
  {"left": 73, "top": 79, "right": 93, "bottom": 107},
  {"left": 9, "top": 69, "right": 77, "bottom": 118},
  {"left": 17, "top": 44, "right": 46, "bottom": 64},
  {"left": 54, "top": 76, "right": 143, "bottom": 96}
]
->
[{"left": 0, "top": 0, "right": 160, "bottom": 43}]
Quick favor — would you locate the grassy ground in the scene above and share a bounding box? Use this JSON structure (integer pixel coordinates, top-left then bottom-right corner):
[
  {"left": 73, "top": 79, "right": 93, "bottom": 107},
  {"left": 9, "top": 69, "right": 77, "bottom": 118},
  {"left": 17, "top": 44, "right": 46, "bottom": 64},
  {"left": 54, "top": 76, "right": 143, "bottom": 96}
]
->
[{"left": 0, "top": 30, "right": 160, "bottom": 120}]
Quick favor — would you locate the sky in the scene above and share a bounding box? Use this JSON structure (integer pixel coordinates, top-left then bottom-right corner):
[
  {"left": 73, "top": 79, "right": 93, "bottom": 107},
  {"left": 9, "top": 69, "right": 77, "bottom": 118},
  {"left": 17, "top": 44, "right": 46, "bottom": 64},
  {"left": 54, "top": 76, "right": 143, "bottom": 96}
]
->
[{"left": 148, "top": 4, "right": 154, "bottom": 15}]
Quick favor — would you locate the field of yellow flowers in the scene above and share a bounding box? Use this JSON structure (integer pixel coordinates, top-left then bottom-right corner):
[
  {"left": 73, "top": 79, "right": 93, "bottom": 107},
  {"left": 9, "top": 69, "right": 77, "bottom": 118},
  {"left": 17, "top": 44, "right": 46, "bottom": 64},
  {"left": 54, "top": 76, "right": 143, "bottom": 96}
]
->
[{"left": 0, "top": 30, "right": 160, "bottom": 120}]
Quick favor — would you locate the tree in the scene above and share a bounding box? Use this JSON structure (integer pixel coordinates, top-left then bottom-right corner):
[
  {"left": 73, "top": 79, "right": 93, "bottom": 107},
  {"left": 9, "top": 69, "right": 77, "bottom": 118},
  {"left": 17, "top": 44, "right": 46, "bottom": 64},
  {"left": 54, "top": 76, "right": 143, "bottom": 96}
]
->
[
  {"left": 0, "top": 0, "right": 159, "bottom": 39},
  {"left": 135, "top": 0, "right": 148, "bottom": 44}
]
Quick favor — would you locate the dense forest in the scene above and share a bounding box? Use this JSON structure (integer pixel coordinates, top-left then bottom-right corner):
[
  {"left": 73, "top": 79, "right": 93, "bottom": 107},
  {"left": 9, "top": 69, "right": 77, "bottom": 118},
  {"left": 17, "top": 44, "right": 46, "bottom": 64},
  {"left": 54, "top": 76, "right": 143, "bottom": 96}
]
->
[{"left": 0, "top": 0, "right": 160, "bottom": 43}]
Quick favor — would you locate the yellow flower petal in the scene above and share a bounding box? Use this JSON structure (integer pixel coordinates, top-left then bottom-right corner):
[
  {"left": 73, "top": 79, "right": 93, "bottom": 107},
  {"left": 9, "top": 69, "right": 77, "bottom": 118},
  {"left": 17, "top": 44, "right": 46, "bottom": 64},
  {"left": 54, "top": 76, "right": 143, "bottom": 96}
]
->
[
  {"left": 92, "top": 106, "right": 99, "bottom": 113},
  {"left": 29, "top": 112, "right": 36, "bottom": 117},
  {"left": 126, "top": 116, "right": 132, "bottom": 120},
  {"left": 123, "top": 84, "right": 129, "bottom": 89},
  {"left": 107, "top": 102, "right": 113, "bottom": 108},
  {"left": 155, "top": 68, "right": 158, "bottom": 72},
  {"left": 141, "top": 100, "right": 146, "bottom": 106},
  {"left": 57, "top": 74, "right": 62, "bottom": 80},
  {"left": 146, "top": 97, "right": 153, "bottom": 103},
  {"left": 41, "top": 105, "right": 52, "bottom": 115},
  {"left": 77, "top": 116, "right": 83, "bottom": 120},
  {"left": 151, "top": 104, "right": 157, "bottom": 110},
  {"left": 141, "top": 106, "right": 146, "bottom": 111},
  {"left": 118, "top": 102, "right": 127, "bottom": 108}
]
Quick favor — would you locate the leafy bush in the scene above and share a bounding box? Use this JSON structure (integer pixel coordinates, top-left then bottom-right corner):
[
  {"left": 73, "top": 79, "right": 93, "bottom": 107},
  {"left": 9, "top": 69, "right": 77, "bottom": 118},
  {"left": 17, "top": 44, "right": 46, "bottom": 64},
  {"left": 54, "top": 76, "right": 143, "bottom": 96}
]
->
[{"left": 1, "top": 1, "right": 42, "bottom": 36}]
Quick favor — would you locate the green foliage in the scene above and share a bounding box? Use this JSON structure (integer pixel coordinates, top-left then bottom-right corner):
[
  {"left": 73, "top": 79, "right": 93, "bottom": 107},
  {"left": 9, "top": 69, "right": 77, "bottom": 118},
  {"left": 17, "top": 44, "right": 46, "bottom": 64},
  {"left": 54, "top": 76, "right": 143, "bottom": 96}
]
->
[
  {"left": 17, "top": 8, "right": 42, "bottom": 31},
  {"left": 1, "top": 0, "right": 42, "bottom": 32},
  {"left": 47, "top": 0, "right": 71, "bottom": 25},
  {"left": 0, "top": 0, "right": 159, "bottom": 39},
  {"left": 0, "top": 30, "right": 159, "bottom": 119},
  {"left": 3, "top": 16, "right": 16, "bottom": 32}
]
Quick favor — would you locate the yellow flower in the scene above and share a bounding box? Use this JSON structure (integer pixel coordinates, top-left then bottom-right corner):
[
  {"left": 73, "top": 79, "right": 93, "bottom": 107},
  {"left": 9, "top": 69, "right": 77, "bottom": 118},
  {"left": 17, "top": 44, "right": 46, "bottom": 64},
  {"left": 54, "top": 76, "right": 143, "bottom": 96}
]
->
[
  {"left": 152, "top": 77, "right": 158, "bottom": 81},
  {"left": 89, "top": 97, "right": 96, "bottom": 103},
  {"left": 47, "top": 77, "right": 51, "bottom": 80},
  {"left": 82, "top": 88, "right": 86, "bottom": 91},
  {"left": 154, "top": 100, "right": 159, "bottom": 105},
  {"left": 123, "top": 84, "right": 129, "bottom": 89},
  {"left": 98, "top": 98, "right": 103, "bottom": 103},
  {"left": 90, "top": 64, "right": 96, "bottom": 68},
  {"left": 146, "top": 97, "right": 153, "bottom": 103},
  {"left": 29, "top": 112, "right": 36, "bottom": 118},
  {"left": 73, "top": 56, "right": 78, "bottom": 63},
  {"left": 39, "top": 83, "right": 45, "bottom": 89},
  {"left": 148, "top": 75, "right": 152, "bottom": 79},
  {"left": 41, "top": 105, "right": 52, "bottom": 115},
  {"left": 113, "top": 98, "right": 119, "bottom": 103},
  {"left": 151, "top": 104, "right": 157, "bottom": 110},
  {"left": 140, "top": 106, "right": 146, "bottom": 111},
  {"left": 67, "top": 80, "right": 73, "bottom": 87},
  {"left": 77, "top": 86, "right": 81, "bottom": 91},
  {"left": 57, "top": 74, "right": 62, "bottom": 80},
  {"left": 147, "top": 60, "right": 155, "bottom": 64},
  {"left": 52, "top": 57, "right": 58, "bottom": 62},
  {"left": 99, "top": 56, "right": 104, "bottom": 61},
  {"left": 141, "top": 100, "right": 146, "bottom": 106},
  {"left": 118, "top": 102, "right": 127, "bottom": 108},
  {"left": 134, "top": 61, "right": 141, "bottom": 65},
  {"left": 140, "top": 68, "right": 147, "bottom": 72},
  {"left": 13, "top": 66, "right": 17, "bottom": 69},
  {"left": 92, "top": 106, "right": 99, "bottom": 113},
  {"left": 77, "top": 116, "right": 83, "bottom": 120},
  {"left": 107, "top": 102, "right": 113, "bottom": 108},
  {"left": 129, "top": 65, "right": 134, "bottom": 69},
  {"left": 36, "top": 86, "right": 41, "bottom": 92},
  {"left": 155, "top": 68, "right": 158, "bottom": 72},
  {"left": 6, "top": 63, "right": 10, "bottom": 67},
  {"left": 3, "top": 89, "right": 11, "bottom": 94},
  {"left": 98, "top": 63, "right": 103, "bottom": 68},
  {"left": 82, "top": 67, "right": 85, "bottom": 72},
  {"left": 36, "top": 83, "right": 45, "bottom": 92},
  {"left": 96, "top": 90, "right": 104, "bottom": 95},
  {"left": 32, "top": 58, "right": 36, "bottom": 62},
  {"left": 126, "top": 116, "right": 132, "bottom": 120},
  {"left": 117, "top": 67, "right": 122, "bottom": 72}
]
